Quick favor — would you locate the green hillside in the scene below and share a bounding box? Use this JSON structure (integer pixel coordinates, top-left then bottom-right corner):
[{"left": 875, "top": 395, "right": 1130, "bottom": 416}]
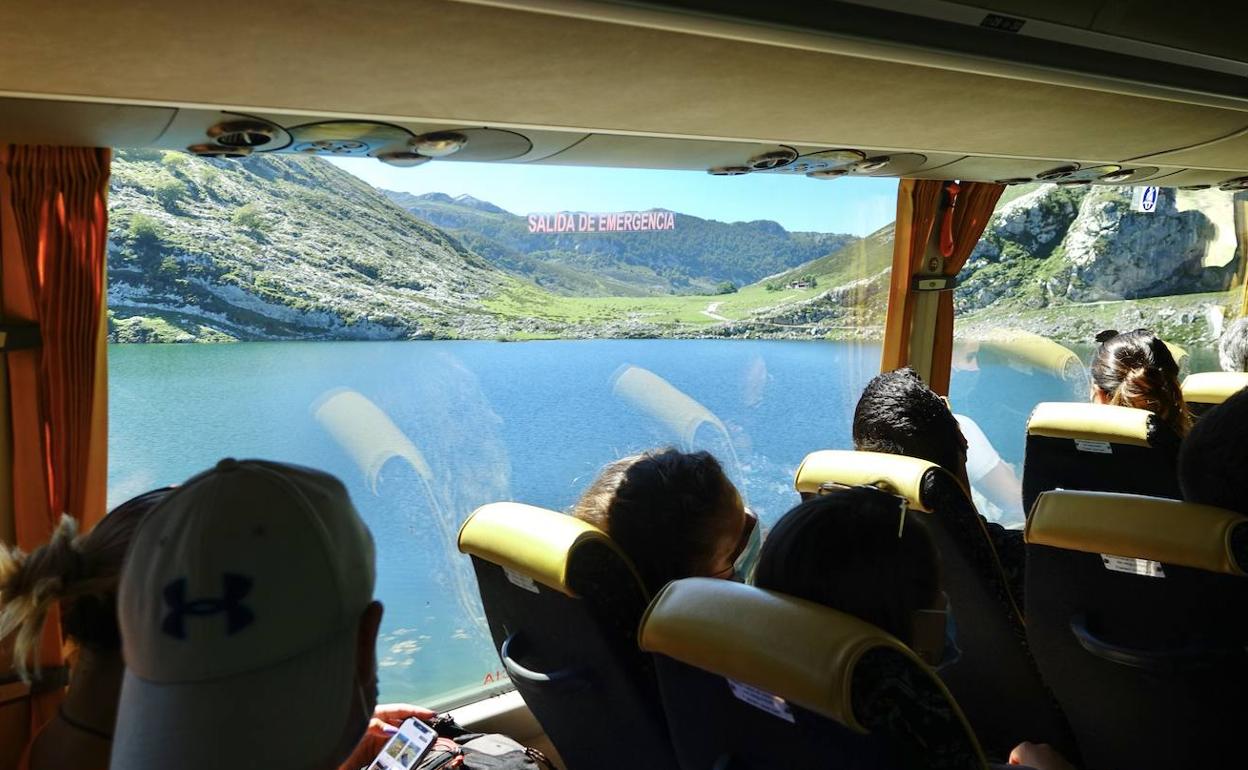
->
[
  {"left": 386, "top": 190, "right": 855, "bottom": 296},
  {"left": 107, "top": 149, "right": 519, "bottom": 341}
]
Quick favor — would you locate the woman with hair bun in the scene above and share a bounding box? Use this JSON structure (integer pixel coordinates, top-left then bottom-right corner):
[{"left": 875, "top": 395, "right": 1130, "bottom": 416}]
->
[
  {"left": 0, "top": 487, "right": 170, "bottom": 770},
  {"left": 1090, "top": 329, "right": 1192, "bottom": 438}
]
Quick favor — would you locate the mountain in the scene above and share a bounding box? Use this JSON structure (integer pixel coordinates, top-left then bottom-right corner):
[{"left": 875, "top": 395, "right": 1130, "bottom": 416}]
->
[
  {"left": 107, "top": 149, "right": 519, "bottom": 342},
  {"left": 384, "top": 189, "right": 856, "bottom": 296},
  {"left": 106, "top": 150, "right": 1241, "bottom": 347}
]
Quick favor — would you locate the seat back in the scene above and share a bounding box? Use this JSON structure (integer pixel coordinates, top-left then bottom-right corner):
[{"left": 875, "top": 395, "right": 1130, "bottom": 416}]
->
[
  {"left": 1182, "top": 371, "right": 1248, "bottom": 417},
  {"left": 795, "top": 450, "right": 1072, "bottom": 759},
  {"left": 458, "top": 503, "right": 678, "bottom": 770},
  {"left": 1025, "top": 491, "right": 1248, "bottom": 770},
  {"left": 639, "top": 578, "right": 987, "bottom": 770},
  {"left": 1022, "top": 402, "right": 1181, "bottom": 513}
]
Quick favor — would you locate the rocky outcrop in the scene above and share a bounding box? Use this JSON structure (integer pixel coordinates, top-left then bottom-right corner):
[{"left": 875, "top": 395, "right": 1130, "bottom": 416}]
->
[{"left": 957, "top": 184, "right": 1240, "bottom": 315}]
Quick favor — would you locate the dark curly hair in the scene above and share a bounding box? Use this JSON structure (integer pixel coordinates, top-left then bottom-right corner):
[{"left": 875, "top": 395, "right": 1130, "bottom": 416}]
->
[{"left": 853, "top": 368, "right": 968, "bottom": 480}]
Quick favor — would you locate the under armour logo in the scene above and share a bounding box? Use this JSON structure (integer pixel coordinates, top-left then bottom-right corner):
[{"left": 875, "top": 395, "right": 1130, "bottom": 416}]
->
[{"left": 161, "top": 574, "right": 255, "bottom": 639}]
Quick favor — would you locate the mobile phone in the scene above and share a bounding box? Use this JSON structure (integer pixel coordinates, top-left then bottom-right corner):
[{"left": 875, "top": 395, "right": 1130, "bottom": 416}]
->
[{"left": 367, "top": 717, "right": 439, "bottom": 770}]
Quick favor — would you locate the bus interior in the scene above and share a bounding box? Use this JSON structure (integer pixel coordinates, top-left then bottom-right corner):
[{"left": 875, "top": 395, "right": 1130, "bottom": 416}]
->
[{"left": 2, "top": 1, "right": 1248, "bottom": 768}]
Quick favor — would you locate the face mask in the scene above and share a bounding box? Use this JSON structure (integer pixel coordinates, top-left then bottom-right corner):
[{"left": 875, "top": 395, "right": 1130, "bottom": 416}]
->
[{"left": 731, "top": 512, "right": 762, "bottom": 583}]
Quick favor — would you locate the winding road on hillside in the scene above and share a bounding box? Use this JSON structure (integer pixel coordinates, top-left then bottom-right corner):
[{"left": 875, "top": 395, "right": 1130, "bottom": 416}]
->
[{"left": 702, "top": 301, "right": 729, "bottom": 321}]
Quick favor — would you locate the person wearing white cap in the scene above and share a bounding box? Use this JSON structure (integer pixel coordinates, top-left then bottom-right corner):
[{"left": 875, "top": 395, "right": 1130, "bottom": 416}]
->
[{"left": 111, "top": 458, "right": 384, "bottom": 770}]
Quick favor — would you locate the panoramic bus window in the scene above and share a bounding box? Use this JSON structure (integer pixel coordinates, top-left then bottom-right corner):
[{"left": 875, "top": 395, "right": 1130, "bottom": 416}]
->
[
  {"left": 105, "top": 148, "right": 896, "bottom": 706},
  {"left": 951, "top": 183, "right": 1246, "bottom": 527}
]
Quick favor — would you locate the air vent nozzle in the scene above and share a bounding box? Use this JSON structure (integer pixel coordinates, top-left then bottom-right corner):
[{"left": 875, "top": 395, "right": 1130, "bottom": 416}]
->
[
  {"left": 186, "top": 143, "right": 252, "bottom": 159},
  {"left": 1219, "top": 176, "right": 1248, "bottom": 191},
  {"left": 747, "top": 149, "right": 798, "bottom": 170},
  {"left": 207, "top": 120, "right": 279, "bottom": 148},
  {"left": 376, "top": 151, "right": 432, "bottom": 168},
  {"left": 851, "top": 157, "right": 891, "bottom": 174},
  {"left": 412, "top": 132, "right": 467, "bottom": 157},
  {"left": 1036, "top": 165, "right": 1079, "bottom": 181}
]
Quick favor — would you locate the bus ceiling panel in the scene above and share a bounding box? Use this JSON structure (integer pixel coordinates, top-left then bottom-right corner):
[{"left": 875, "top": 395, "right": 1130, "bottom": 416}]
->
[
  {"left": 1089, "top": 1, "right": 1248, "bottom": 65},
  {"left": 534, "top": 135, "right": 819, "bottom": 171},
  {"left": 903, "top": 156, "right": 1080, "bottom": 183},
  {"left": 942, "top": 1, "right": 1100, "bottom": 28},
  {"left": 637, "top": 0, "right": 1248, "bottom": 94},
  {"left": 1125, "top": 130, "right": 1248, "bottom": 172},
  {"left": 1140, "top": 168, "right": 1248, "bottom": 190},
  {"left": 3, "top": 0, "right": 1248, "bottom": 167},
  {"left": 0, "top": 97, "right": 175, "bottom": 148}
]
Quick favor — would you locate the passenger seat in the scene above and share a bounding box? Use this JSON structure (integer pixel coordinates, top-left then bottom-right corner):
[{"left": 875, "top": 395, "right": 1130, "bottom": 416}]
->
[
  {"left": 458, "top": 503, "right": 679, "bottom": 770},
  {"left": 639, "top": 577, "right": 987, "bottom": 770},
  {"left": 794, "top": 450, "right": 1073, "bottom": 760},
  {"left": 1021, "top": 402, "right": 1181, "bottom": 514},
  {"left": 1025, "top": 490, "right": 1248, "bottom": 770},
  {"left": 1182, "top": 371, "right": 1248, "bottom": 418}
]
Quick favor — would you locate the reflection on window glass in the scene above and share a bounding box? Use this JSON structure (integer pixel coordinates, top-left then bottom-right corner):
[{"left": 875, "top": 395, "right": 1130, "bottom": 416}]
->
[
  {"left": 952, "top": 183, "right": 1246, "bottom": 527},
  {"left": 105, "top": 149, "right": 897, "bottom": 705}
]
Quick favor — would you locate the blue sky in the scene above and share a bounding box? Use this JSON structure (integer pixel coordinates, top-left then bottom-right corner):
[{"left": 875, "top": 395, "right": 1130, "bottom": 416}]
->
[{"left": 329, "top": 158, "right": 898, "bottom": 236}]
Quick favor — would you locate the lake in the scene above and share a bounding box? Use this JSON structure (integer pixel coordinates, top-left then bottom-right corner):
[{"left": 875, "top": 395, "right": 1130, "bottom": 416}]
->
[{"left": 105, "top": 338, "right": 1151, "bottom": 704}]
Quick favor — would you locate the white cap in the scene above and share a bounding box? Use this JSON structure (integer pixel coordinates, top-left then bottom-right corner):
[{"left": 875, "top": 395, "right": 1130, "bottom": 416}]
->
[{"left": 111, "top": 458, "right": 376, "bottom": 770}]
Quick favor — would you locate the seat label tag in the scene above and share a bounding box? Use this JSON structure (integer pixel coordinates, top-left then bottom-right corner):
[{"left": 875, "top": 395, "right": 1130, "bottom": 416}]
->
[
  {"left": 1101, "top": 554, "right": 1165, "bottom": 578},
  {"left": 727, "top": 679, "right": 796, "bottom": 723},
  {"left": 1075, "top": 440, "right": 1113, "bottom": 454},
  {"left": 503, "top": 567, "right": 540, "bottom": 593}
]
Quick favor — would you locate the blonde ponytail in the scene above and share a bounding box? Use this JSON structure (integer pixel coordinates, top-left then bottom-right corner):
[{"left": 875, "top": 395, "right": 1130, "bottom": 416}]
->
[{"left": 0, "top": 515, "right": 83, "bottom": 681}]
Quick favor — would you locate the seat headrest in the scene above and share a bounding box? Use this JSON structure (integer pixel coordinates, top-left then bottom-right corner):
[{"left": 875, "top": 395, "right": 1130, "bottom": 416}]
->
[
  {"left": 1026, "top": 402, "right": 1156, "bottom": 447},
  {"left": 1182, "top": 371, "right": 1248, "bottom": 406},
  {"left": 794, "top": 450, "right": 944, "bottom": 513},
  {"left": 458, "top": 502, "right": 638, "bottom": 597},
  {"left": 1026, "top": 490, "right": 1248, "bottom": 576},
  {"left": 638, "top": 578, "right": 924, "bottom": 731}
]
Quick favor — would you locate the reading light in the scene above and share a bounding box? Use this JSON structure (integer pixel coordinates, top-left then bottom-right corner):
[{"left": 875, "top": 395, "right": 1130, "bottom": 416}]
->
[
  {"left": 376, "top": 151, "right": 432, "bottom": 168},
  {"left": 411, "top": 132, "right": 468, "bottom": 157},
  {"left": 207, "top": 120, "right": 279, "bottom": 148},
  {"left": 747, "top": 149, "right": 798, "bottom": 170},
  {"left": 807, "top": 168, "right": 849, "bottom": 180},
  {"left": 1180, "top": 184, "right": 1212, "bottom": 191},
  {"left": 994, "top": 177, "right": 1033, "bottom": 185},
  {"left": 707, "top": 166, "right": 752, "bottom": 176},
  {"left": 851, "top": 157, "right": 890, "bottom": 174},
  {"left": 186, "top": 144, "right": 252, "bottom": 159}
]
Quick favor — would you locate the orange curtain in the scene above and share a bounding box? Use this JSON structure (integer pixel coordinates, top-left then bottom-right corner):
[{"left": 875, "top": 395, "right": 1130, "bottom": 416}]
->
[
  {"left": 880, "top": 179, "right": 943, "bottom": 371},
  {"left": 927, "top": 181, "right": 1003, "bottom": 394},
  {"left": 0, "top": 144, "right": 111, "bottom": 739}
]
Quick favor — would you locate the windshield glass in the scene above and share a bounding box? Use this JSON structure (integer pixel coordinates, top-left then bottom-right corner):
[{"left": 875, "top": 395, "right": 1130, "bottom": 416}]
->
[
  {"left": 106, "top": 148, "right": 897, "bottom": 705},
  {"left": 952, "top": 183, "right": 1244, "bottom": 528}
]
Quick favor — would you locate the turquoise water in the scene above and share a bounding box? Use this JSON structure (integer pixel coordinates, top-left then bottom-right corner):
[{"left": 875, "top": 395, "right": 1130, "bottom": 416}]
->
[{"left": 106, "top": 339, "right": 1111, "bottom": 703}]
